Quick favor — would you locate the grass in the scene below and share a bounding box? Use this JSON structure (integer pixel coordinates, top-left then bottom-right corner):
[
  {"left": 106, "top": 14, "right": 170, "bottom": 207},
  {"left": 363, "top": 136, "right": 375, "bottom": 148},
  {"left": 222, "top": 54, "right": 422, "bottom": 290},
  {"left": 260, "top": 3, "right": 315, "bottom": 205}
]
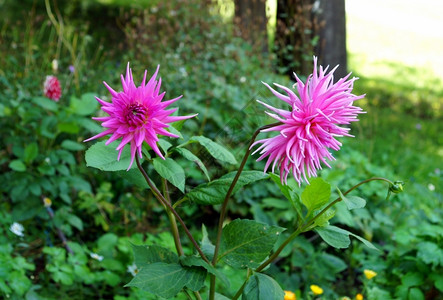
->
[{"left": 345, "top": 0, "right": 442, "bottom": 212}]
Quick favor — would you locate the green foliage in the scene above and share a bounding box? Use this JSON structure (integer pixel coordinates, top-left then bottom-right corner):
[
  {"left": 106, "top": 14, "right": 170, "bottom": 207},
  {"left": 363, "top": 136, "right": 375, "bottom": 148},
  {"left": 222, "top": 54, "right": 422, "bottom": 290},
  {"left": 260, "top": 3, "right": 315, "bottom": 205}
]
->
[
  {"left": 153, "top": 158, "right": 186, "bottom": 192},
  {"left": 187, "top": 136, "right": 238, "bottom": 165},
  {"left": 219, "top": 219, "right": 284, "bottom": 269},
  {"left": 85, "top": 141, "right": 137, "bottom": 171},
  {"left": 243, "top": 273, "right": 285, "bottom": 300},
  {"left": 186, "top": 171, "right": 268, "bottom": 205},
  {"left": 1, "top": 0, "right": 441, "bottom": 298},
  {"left": 301, "top": 177, "right": 331, "bottom": 213}
]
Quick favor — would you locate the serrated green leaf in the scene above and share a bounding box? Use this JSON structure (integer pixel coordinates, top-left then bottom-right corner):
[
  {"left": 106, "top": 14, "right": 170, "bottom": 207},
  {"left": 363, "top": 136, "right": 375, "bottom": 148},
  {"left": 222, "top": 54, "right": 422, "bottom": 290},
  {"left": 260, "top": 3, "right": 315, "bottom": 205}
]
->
[
  {"left": 186, "top": 171, "right": 268, "bottom": 205},
  {"left": 32, "top": 96, "right": 58, "bottom": 112},
  {"left": 175, "top": 148, "right": 210, "bottom": 181},
  {"left": 152, "top": 157, "right": 185, "bottom": 192},
  {"left": 180, "top": 256, "right": 229, "bottom": 288},
  {"left": 132, "top": 244, "right": 178, "bottom": 267},
  {"left": 24, "top": 142, "right": 38, "bottom": 163},
  {"left": 9, "top": 160, "right": 26, "bottom": 172},
  {"left": 85, "top": 141, "right": 136, "bottom": 171},
  {"left": 242, "top": 273, "right": 284, "bottom": 300},
  {"left": 183, "top": 266, "right": 206, "bottom": 292},
  {"left": 219, "top": 219, "right": 285, "bottom": 269},
  {"left": 61, "top": 140, "right": 85, "bottom": 151},
  {"left": 125, "top": 262, "right": 189, "bottom": 298},
  {"left": 189, "top": 136, "right": 237, "bottom": 164},
  {"left": 301, "top": 178, "right": 331, "bottom": 212}
]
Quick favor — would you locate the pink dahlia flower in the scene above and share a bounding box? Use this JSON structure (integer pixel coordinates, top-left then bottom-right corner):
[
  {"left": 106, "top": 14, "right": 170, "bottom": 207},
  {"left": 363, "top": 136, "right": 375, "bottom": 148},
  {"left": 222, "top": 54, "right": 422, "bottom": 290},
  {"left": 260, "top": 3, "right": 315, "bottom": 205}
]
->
[
  {"left": 43, "top": 75, "right": 62, "bottom": 101},
  {"left": 85, "top": 63, "right": 196, "bottom": 170},
  {"left": 252, "top": 57, "right": 365, "bottom": 185}
]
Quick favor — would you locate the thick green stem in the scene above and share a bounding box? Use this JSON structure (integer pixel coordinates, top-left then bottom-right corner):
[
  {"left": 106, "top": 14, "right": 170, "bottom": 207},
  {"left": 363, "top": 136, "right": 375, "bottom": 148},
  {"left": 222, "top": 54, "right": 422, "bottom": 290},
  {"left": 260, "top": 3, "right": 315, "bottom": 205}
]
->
[
  {"left": 135, "top": 156, "right": 210, "bottom": 264},
  {"left": 209, "top": 122, "right": 281, "bottom": 300},
  {"left": 232, "top": 177, "right": 395, "bottom": 298}
]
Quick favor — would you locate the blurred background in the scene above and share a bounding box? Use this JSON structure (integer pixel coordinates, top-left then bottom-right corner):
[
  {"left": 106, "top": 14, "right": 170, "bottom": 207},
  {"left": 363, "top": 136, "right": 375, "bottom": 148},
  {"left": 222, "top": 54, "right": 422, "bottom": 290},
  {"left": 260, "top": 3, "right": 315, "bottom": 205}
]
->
[{"left": 0, "top": 0, "right": 442, "bottom": 299}]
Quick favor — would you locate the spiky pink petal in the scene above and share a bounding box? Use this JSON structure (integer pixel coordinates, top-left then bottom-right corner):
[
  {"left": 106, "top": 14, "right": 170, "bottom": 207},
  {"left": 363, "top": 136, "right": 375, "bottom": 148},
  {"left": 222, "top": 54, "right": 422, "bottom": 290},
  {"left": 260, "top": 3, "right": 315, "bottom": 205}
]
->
[
  {"left": 85, "top": 64, "right": 197, "bottom": 169},
  {"left": 251, "top": 57, "right": 365, "bottom": 185}
]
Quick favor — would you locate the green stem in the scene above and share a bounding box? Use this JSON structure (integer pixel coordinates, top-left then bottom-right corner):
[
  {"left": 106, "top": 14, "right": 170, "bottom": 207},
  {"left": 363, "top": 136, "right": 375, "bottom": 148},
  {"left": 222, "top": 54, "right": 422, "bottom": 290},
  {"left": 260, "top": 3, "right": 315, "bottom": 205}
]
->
[
  {"left": 231, "top": 269, "right": 252, "bottom": 299},
  {"left": 232, "top": 177, "right": 395, "bottom": 299},
  {"left": 162, "top": 178, "right": 184, "bottom": 256},
  {"left": 135, "top": 156, "right": 210, "bottom": 264},
  {"left": 209, "top": 122, "right": 281, "bottom": 300}
]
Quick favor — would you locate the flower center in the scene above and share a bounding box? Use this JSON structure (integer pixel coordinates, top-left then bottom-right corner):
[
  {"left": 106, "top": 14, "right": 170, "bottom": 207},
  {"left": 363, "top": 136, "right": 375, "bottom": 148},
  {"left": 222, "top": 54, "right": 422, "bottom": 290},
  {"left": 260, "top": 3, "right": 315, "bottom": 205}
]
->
[{"left": 125, "top": 103, "right": 148, "bottom": 126}]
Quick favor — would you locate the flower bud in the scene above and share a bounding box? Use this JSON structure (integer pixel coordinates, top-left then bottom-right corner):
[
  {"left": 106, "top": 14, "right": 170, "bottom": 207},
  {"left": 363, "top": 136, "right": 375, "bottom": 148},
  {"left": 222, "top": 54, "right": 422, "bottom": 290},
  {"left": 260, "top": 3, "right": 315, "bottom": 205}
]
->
[{"left": 389, "top": 181, "right": 404, "bottom": 194}]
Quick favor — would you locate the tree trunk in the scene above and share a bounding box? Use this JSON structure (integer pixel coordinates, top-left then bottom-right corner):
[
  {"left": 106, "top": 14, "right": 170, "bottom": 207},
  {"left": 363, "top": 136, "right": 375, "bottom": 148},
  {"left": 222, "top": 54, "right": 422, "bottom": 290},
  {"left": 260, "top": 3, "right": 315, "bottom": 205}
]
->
[
  {"left": 275, "top": 0, "right": 347, "bottom": 79},
  {"left": 316, "top": 0, "right": 348, "bottom": 78},
  {"left": 275, "top": 0, "right": 321, "bottom": 76},
  {"left": 234, "top": 0, "right": 268, "bottom": 53}
]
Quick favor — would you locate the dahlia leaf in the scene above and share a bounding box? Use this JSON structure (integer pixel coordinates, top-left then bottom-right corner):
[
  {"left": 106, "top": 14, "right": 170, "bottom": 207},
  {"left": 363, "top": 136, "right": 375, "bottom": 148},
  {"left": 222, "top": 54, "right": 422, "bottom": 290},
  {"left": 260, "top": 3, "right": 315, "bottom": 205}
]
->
[
  {"left": 158, "top": 139, "right": 172, "bottom": 153},
  {"left": 315, "top": 225, "right": 378, "bottom": 250},
  {"left": 242, "top": 273, "right": 285, "bottom": 300},
  {"left": 186, "top": 171, "right": 268, "bottom": 205},
  {"left": 269, "top": 173, "right": 303, "bottom": 222},
  {"left": 131, "top": 244, "right": 178, "bottom": 266},
  {"left": 117, "top": 169, "right": 149, "bottom": 189},
  {"left": 301, "top": 178, "right": 331, "bottom": 213},
  {"left": 180, "top": 256, "right": 229, "bottom": 288},
  {"left": 125, "top": 262, "right": 189, "bottom": 298},
  {"left": 337, "top": 187, "right": 367, "bottom": 210},
  {"left": 218, "top": 219, "right": 285, "bottom": 269},
  {"left": 85, "top": 141, "right": 136, "bottom": 171},
  {"left": 189, "top": 136, "right": 237, "bottom": 164},
  {"left": 183, "top": 266, "right": 206, "bottom": 291},
  {"left": 201, "top": 224, "right": 215, "bottom": 261},
  {"left": 315, "top": 225, "right": 350, "bottom": 249},
  {"left": 174, "top": 148, "right": 210, "bottom": 181},
  {"left": 152, "top": 158, "right": 186, "bottom": 192}
]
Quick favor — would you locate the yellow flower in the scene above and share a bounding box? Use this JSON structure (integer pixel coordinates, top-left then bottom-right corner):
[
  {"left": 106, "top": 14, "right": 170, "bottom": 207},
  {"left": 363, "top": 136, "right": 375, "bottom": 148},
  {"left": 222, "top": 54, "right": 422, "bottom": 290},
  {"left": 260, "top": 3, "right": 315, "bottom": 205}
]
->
[
  {"left": 341, "top": 297, "right": 351, "bottom": 300},
  {"left": 356, "top": 293, "right": 364, "bottom": 300},
  {"left": 43, "top": 197, "right": 52, "bottom": 207},
  {"left": 364, "top": 269, "right": 377, "bottom": 280},
  {"left": 284, "top": 290, "right": 296, "bottom": 300},
  {"left": 310, "top": 285, "right": 323, "bottom": 295}
]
